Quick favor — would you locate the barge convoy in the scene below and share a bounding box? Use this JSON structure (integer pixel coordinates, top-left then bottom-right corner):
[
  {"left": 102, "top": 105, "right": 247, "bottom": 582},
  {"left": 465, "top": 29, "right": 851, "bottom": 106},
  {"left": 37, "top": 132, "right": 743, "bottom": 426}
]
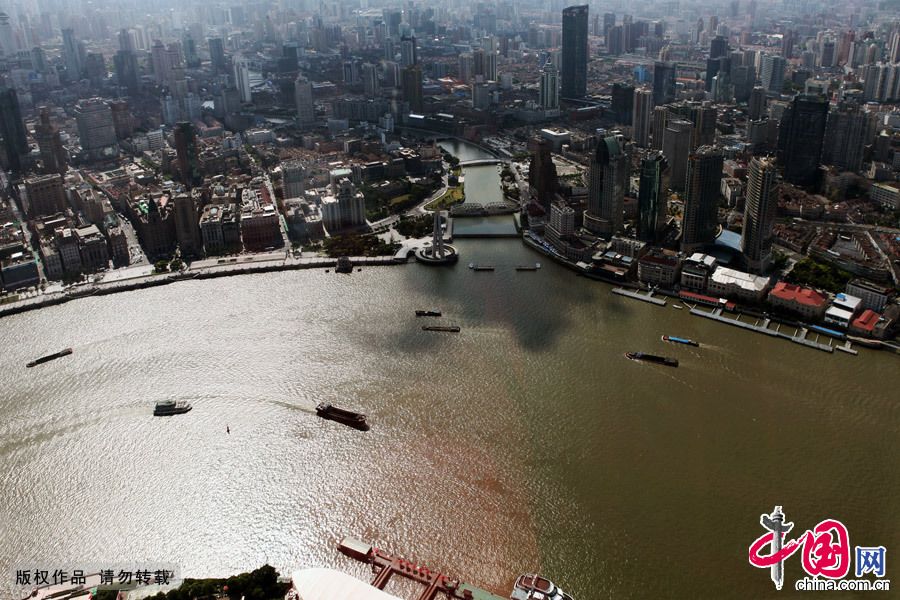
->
[
  {"left": 625, "top": 352, "right": 679, "bottom": 367},
  {"left": 26, "top": 348, "right": 72, "bottom": 368}
]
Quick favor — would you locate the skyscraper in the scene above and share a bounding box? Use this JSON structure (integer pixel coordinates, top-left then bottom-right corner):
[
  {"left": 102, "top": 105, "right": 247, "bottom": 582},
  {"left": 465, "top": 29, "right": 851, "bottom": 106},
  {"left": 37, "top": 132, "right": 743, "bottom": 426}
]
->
[
  {"left": 539, "top": 61, "right": 560, "bottom": 112},
  {"left": 822, "top": 101, "right": 869, "bottom": 173},
  {"left": 34, "top": 107, "right": 67, "bottom": 175},
  {"left": 681, "top": 147, "right": 724, "bottom": 252},
  {"left": 561, "top": 5, "right": 589, "bottom": 99},
  {"left": 233, "top": 54, "right": 253, "bottom": 103},
  {"left": 401, "top": 65, "right": 423, "bottom": 113},
  {"left": 611, "top": 83, "right": 635, "bottom": 124},
  {"left": 173, "top": 193, "right": 202, "bottom": 257},
  {"left": 295, "top": 75, "right": 315, "bottom": 127},
  {"left": 174, "top": 122, "right": 200, "bottom": 188},
  {"left": 362, "top": 63, "right": 379, "bottom": 98},
  {"left": 633, "top": 88, "right": 653, "bottom": 147},
  {"left": 400, "top": 36, "right": 417, "bottom": 67},
  {"left": 0, "top": 87, "right": 28, "bottom": 172},
  {"left": 760, "top": 54, "right": 786, "bottom": 93},
  {"left": 528, "top": 138, "right": 558, "bottom": 213},
  {"left": 637, "top": 152, "right": 669, "bottom": 243},
  {"left": 114, "top": 37, "right": 140, "bottom": 95},
  {"left": 748, "top": 85, "right": 766, "bottom": 121},
  {"left": 741, "top": 156, "right": 778, "bottom": 273},
  {"left": 584, "top": 135, "right": 628, "bottom": 237},
  {"left": 653, "top": 61, "right": 676, "bottom": 105},
  {"left": 62, "top": 28, "right": 84, "bottom": 78},
  {"left": 652, "top": 105, "right": 668, "bottom": 151},
  {"left": 74, "top": 98, "right": 118, "bottom": 160},
  {"left": 0, "top": 12, "right": 15, "bottom": 57},
  {"left": 208, "top": 38, "right": 226, "bottom": 74},
  {"left": 662, "top": 119, "right": 693, "bottom": 191},
  {"left": 777, "top": 94, "right": 828, "bottom": 187}
]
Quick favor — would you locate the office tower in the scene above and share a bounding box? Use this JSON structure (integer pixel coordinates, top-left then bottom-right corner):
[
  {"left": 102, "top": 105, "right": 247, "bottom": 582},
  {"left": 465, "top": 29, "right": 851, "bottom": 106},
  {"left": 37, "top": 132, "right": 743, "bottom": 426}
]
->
[
  {"left": 383, "top": 9, "right": 402, "bottom": 37},
  {"left": 114, "top": 39, "right": 140, "bottom": 94},
  {"left": 777, "top": 94, "right": 828, "bottom": 187},
  {"left": 282, "top": 161, "right": 305, "bottom": 199},
  {"left": 603, "top": 13, "right": 616, "bottom": 39},
  {"left": 819, "top": 40, "right": 835, "bottom": 68},
  {"left": 233, "top": 54, "right": 253, "bottom": 103},
  {"left": 653, "top": 61, "right": 676, "bottom": 105},
  {"left": 62, "top": 27, "right": 84, "bottom": 78},
  {"left": 401, "top": 65, "right": 423, "bottom": 113},
  {"left": 622, "top": 14, "right": 634, "bottom": 53},
  {"left": 0, "top": 87, "right": 28, "bottom": 172},
  {"left": 150, "top": 40, "right": 169, "bottom": 85},
  {"left": 561, "top": 5, "right": 589, "bottom": 99},
  {"left": 633, "top": 88, "right": 653, "bottom": 147},
  {"left": 0, "top": 12, "right": 14, "bottom": 57},
  {"left": 741, "top": 157, "right": 778, "bottom": 273},
  {"left": 782, "top": 29, "right": 795, "bottom": 58},
  {"left": 748, "top": 86, "right": 766, "bottom": 120},
  {"left": 760, "top": 54, "right": 785, "bottom": 93},
  {"left": 361, "top": 63, "right": 379, "bottom": 98},
  {"left": 182, "top": 34, "right": 199, "bottom": 68},
  {"left": 681, "top": 147, "right": 724, "bottom": 252},
  {"left": 822, "top": 102, "right": 869, "bottom": 173},
  {"left": 458, "top": 53, "right": 474, "bottom": 84},
  {"left": 611, "top": 83, "right": 635, "bottom": 124},
  {"left": 24, "top": 174, "right": 66, "bottom": 217},
  {"left": 209, "top": 38, "right": 226, "bottom": 74},
  {"left": 652, "top": 105, "right": 668, "bottom": 151},
  {"left": 528, "top": 137, "right": 558, "bottom": 213},
  {"left": 400, "top": 36, "right": 417, "bottom": 67},
  {"left": 383, "top": 61, "right": 401, "bottom": 88},
  {"left": 74, "top": 98, "right": 117, "bottom": 160},
  {"left": 34, "top": 107, "right": 67, "bottom": 175},
  {"left": 607, "top": 25, "right": 623, "bottom": 56},
  {"left": 483, "top": 50, "right": 498, "bottom": 81},
  {"left": 174, "top": 122, "right": 200, "bottom": 188},
  {"left": 662, "top": 119, "right": 692, "bottom": 190},
  {"left": 584, "top": 135, "right": 628, "bottom": 237},
  {"left": 689, "top": 103, "right": 717, "bottom": 149},
  {"left": 173, "top": 193, "right": 202, "bottom": 257},
  {"left": 710, "top": 35, "right": 729, "bottom": 60},
  {"left": 295, "top": 75, "right": 315, "bottom": 127},
  {"left": 84, "top": 53, "right": 106, "bottom": 86},
  {"left": 637, "top": 151, "right": 669, "bottom": 243},
  {"left": 540, "top": 61, "right": 560, "bottom": 111}
]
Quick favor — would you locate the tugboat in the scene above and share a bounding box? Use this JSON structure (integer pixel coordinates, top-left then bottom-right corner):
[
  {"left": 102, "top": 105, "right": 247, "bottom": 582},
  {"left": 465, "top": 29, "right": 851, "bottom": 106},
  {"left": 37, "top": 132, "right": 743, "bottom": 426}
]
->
[
  {"left": 624, "top": 352, "right": 679, "bottom": 367},
  {"left": 662, "top": 335, "right": 700, "bottom": 347},
  {"left": 26, "top": 348, "right": 73, "bottom": 368},
  {"left": 153, "top": 400, "right": 193, "bottom": 416},
  {"left": 515, "top": 262, "right": 542, "bottom": 271},
  {"left": 415, "top": 309, "right": 442, "bottom": 317},
  {"left": 510, "top": 574, "right": 574, "bottom": 600},
  {"left": 422, "top": 325, "right": 460, "bottom": 332},
  {"left": 335, "top": 256, "right": 353, "bottom": 273},
  {"left": 316, "top": 403, "right": 369, "bottom": 431},
  {"left": 468, "top": 263, "right": 495, "bottom": 271}
]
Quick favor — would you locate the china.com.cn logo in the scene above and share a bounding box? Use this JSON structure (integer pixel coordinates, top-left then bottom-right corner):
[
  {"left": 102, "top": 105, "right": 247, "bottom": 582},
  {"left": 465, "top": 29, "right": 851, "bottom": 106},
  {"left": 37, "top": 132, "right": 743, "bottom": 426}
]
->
[{"left": 748, "top": 506, "right": 890, "bottom": 592}]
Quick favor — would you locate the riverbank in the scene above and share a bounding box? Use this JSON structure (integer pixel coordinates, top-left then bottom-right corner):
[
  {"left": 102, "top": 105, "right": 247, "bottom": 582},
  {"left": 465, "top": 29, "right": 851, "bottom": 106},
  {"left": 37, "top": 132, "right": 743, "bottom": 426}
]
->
[{"left": 0, "top": 252, "right": 402, "bottom": 319}]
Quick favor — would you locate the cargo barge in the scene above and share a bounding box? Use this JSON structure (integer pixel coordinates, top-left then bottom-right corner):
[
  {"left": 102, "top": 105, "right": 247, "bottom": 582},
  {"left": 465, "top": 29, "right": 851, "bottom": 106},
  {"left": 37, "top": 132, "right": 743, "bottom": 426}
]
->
[
  {"left": 624, "top": 352, "right": 679, "bottom": 367},
  {"left": 422, "top": 325, "right": 460, "bottom": 332},
  {"left": 26, "top": 348, "right": 73, "bottom": 368},
  {"left": 415, "top": 310, "right": 442, "bottom": 317},
  {"left": 316, "top": 403, "right": 369, "bottom": 431},
  {"left": 468, "top": 263, "right": 495, "bottom": 271}
]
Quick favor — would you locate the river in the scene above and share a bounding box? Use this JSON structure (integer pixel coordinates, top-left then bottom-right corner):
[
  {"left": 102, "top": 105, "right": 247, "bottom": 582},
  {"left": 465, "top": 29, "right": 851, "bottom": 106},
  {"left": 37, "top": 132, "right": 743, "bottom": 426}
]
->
[{"left": 0, "top": 143, "right": 898, "bottom": 600}]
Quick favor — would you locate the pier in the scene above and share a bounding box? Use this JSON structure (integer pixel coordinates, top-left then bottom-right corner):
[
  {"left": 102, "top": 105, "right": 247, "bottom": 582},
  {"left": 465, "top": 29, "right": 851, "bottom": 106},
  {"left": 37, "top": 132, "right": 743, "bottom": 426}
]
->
[
  {"left": 612, "top": 287, "right": 668, "bottom": 307},
  {"left": 338, "top": 537, "right": 506, "bottom": 600},
  {"left": 690, "top": 307, "right": 835, "bottom": 353}
]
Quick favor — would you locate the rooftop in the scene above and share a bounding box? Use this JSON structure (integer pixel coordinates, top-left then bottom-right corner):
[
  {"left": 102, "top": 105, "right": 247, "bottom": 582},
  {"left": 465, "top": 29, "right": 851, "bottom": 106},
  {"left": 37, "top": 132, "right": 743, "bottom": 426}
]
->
[
  {"left": 290, "top": 568, "right": 402, "bottom": 600},
  {"left": 769, "top": 281, "right": 828, "bottom": 307},
  {"left": 711, "top": 266, "right": 770, "bottom": 292}
]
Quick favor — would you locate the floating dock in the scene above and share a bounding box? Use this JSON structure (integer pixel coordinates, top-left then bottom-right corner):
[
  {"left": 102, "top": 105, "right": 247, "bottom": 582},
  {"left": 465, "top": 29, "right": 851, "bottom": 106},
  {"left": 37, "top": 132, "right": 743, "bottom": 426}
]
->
[
  {"left": 689, "top": 307, "right": 835, "bottom": 353},
  {"left": 611, "top": 287, "right": 667, "bottom": 307},
  {"left": 338, "top": 537, "right": 506, "bottom": 600}
]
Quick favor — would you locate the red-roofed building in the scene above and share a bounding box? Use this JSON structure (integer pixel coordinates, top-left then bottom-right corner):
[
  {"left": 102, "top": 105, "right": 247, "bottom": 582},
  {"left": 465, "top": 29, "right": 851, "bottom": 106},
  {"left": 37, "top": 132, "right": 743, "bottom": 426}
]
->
[
  {"left": 767, "top": 281, "right": 829, "bottom": 320},
  {"left": 850, "top": 309, "right": 881, "bottom": 337}
]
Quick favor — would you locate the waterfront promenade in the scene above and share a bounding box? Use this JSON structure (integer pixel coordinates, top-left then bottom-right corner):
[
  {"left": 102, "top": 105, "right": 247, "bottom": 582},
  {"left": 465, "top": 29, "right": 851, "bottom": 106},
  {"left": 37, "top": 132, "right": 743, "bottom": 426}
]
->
[{"left": 0, "top": 251, "right": 401, "bottom": 319}]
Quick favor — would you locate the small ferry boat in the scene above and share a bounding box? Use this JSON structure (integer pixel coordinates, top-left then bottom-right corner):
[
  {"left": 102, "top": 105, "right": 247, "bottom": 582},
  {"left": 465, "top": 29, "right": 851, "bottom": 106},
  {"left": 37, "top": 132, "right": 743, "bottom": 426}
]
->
[
  {"left": 26, "top": 348, "right": 73, "bottom": 368},
  {"left": 510, "top": 574, "right": 574, "bottom": 600},
  {"left": 624, "top": 352, "right": 679, "bottom": 367},
  {"left": 422, "top": 325, "right": 460, "bottom": 332},
  {"left": 415, "top": 309, "right": 442, "bottom": 317},
  {"left": 515, "top": 262, "right": 542, "bottom": 271},
  {"left": 662, "top": 335, "right": 700, "bottom": 347},
  {"left": 153, "top": 400, "right": 192, "bottom": 416},
  {"left": 316, "top": 403, "right": 369, "bottom": 431},
  {"left": 672, "top": 304, "right": 683, "bottom": 310},
  {"left": 335, "top": 256, "right": 353, "bottom": 273},
  {"left": 468, "top": 263, "right": 495, "bottom": 271}
]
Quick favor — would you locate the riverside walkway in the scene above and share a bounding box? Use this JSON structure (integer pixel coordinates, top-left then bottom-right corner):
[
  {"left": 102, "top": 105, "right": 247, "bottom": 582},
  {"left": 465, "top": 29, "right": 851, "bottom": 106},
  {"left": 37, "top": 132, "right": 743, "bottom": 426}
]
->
[{"left": 689, "top": 306, "right": 835, "bottom": 353}]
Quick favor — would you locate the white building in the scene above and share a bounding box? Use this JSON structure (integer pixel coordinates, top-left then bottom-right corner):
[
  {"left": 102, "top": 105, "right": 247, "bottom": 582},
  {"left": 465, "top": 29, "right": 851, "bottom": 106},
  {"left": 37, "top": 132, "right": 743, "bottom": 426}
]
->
[
  {"left": 233, "top": 54, "right": 253, "bottom": 103},
  {"left": 870, "top": 182, "right": 900, "bottom": 210},
  {"left": 321, "top": 178, "right": 366, "bottom": 233},
  {"left": 824, "top": 292, "right": 863, "bottom": 328},
  {"left": 708, "top": 266, "right": 771, "bottom": 303}
]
